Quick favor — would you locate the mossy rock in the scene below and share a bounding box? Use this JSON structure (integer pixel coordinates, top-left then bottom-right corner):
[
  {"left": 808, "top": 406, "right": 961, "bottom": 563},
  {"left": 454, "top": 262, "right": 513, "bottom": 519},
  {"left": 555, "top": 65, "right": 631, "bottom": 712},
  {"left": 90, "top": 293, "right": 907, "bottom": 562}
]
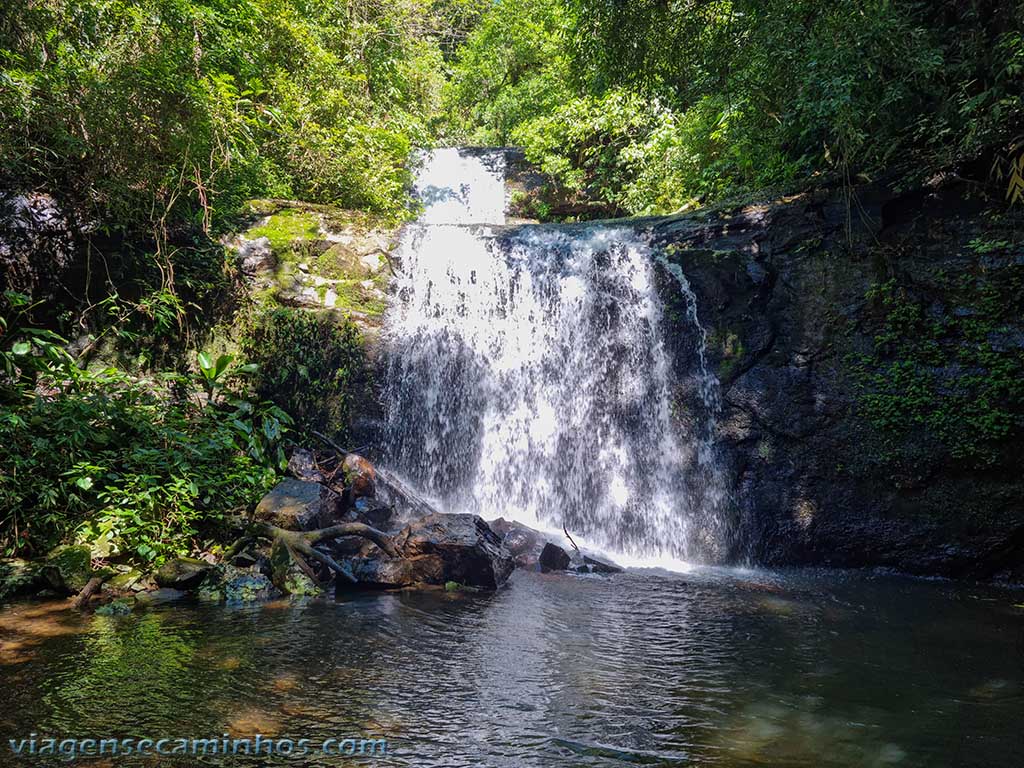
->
[
  {"left": 269, "top": 538, "right": 323, "bottom": 597},
  {"left": 197, "top": 565, "right": 279, "bottom": 603},
  {"left": 107, "top": 569, "right": 145, "bottom": 591},
  {"left": 42, "top": 545, "right": 93, "bottom": 594},
  {"left": 95, "top": 597, "right": 136, "bottom": 616},
  {"left": 246, "top": 209, "right": 320, "bottom": 254}
]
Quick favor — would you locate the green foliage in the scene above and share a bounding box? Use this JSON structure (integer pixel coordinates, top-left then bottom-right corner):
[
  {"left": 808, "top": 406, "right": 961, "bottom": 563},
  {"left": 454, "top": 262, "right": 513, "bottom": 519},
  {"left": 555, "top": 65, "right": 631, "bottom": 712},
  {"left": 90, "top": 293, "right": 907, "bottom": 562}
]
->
[
  {"left": 241, "top": 308, "right": 367, "bottom": 438},
  {"left": 441, "top": 0, "right": 571, "bottom": 146},
  {"left": 0, "top": 0, "right": 463, "bottom": 228},
  {"left": 850, "top": 262, "right": 1024, "bottom": 467},
  {"left": 0, "top": 311, "right": 286, "bottom": 563},
  {"left": 444, "top": 0, "right": 1024, "bottom": 216}
]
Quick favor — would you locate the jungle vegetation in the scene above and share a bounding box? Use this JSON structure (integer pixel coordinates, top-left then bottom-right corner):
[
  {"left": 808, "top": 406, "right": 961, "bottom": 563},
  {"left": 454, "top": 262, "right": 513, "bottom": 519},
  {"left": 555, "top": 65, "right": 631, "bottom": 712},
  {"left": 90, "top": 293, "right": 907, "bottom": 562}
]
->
[{"left": 1, "top": 0, "right": 1021, "bottom": 561}]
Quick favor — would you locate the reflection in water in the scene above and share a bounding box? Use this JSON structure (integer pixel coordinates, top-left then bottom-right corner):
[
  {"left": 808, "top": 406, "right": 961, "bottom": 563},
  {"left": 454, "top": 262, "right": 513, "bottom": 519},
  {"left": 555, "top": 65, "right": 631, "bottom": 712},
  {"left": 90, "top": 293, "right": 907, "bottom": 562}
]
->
[{"left": 1, "top": 569, "right": 1022, "bottom": 767}]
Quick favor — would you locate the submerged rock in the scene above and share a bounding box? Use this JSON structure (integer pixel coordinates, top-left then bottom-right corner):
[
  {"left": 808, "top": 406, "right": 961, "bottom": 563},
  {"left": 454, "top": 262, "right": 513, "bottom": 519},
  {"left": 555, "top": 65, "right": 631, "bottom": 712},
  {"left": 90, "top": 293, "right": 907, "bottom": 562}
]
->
[
  {"left": 255, "top": 478, "right": 340, "bottom": 531},
  {"left": 154, "top": 557, "right": 216, "bottom": 591},
  {"left": 95, "top": 597, "right": 136, "bottom": 616},
  {"left": 340, "top": 513, "right": 513, "bottom": 590}
]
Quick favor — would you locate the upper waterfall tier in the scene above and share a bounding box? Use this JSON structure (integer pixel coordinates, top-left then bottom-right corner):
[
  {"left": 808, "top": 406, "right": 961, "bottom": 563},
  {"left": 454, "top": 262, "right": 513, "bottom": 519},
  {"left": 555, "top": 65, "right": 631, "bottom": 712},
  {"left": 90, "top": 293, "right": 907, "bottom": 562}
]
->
[{"left": 412, "top": 148, "right": 507, "bottom": 225}]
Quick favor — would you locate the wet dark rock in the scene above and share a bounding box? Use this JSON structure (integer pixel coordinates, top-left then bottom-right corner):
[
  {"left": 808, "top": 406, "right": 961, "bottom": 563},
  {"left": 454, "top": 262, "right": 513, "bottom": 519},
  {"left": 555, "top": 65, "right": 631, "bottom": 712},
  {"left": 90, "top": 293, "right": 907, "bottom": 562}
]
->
[
  {"left": 154, "top": 557, "right": 216, "bottom": 591},
  {"left": 539, "top": 542, "right": 571, "bottom": 572},
  {"left": 348, "top": 496, "right": 394, "bottom": 530},
  {"left": 255, "top": 478, "right": 341, "bottom": 531},
  {"left": 582, "top": 555, "right": 624, "bottom": 574},
  {"left": 340, "top": 513, "right": 513, "bottom": 590},
  {"left": 0, "top": 558, "right": 45, "bottom": 601},
  {"left": 490, "top": 518, "right": 547, "bottom": 568},
  {"left": 647, "top": 178, "right": 1024, "bottom": 579}
]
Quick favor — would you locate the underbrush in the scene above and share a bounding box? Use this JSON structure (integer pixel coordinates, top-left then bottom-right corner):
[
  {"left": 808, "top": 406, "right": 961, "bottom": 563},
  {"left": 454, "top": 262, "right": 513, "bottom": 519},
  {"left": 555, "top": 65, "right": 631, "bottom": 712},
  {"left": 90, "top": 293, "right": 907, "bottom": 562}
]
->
[{"left": 1, "top": 293, "right": 288, "bottom": 564}]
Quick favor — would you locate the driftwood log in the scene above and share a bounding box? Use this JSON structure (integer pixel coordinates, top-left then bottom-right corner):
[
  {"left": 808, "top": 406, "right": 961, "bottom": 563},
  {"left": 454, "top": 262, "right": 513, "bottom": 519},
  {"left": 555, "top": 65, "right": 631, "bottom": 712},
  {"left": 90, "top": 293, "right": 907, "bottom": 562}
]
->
[{"left": 70, "top": 575, "right": 107, "bottom": 610}]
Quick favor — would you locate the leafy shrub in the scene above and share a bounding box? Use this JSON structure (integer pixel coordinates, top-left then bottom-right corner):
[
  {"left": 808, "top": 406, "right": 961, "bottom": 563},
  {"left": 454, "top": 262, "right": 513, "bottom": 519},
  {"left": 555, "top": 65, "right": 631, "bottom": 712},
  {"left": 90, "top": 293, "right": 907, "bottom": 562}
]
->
[
  {"left": 0, "top": 300, "right": 286, "bottom": 563},
  {"left": 242, "top": 308, "right": 367, "bottom": 439}
]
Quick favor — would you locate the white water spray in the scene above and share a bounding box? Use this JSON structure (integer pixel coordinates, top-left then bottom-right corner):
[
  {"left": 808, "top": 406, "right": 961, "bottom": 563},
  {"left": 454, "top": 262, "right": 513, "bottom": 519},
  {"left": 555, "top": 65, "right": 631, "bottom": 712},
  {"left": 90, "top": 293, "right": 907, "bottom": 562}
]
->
[{"left": 381, "top": 149, "right": 731, "bottom": 562}]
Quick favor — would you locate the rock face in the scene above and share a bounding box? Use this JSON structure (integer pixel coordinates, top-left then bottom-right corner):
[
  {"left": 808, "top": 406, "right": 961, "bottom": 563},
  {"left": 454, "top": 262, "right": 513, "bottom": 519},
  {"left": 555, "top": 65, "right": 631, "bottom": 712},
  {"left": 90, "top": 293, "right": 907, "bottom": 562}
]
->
[
  {"left": 255, "top": 478, "right": 340, "bottom": 531},
  {"left": 0, "top": 193, "right": 79, "bottom": 304},
  {"left": 647, "top": 177, "right": 1024, "bottom": 580},
  {"left": 340, "top": 513, "right": 514, "bottom": 590}
]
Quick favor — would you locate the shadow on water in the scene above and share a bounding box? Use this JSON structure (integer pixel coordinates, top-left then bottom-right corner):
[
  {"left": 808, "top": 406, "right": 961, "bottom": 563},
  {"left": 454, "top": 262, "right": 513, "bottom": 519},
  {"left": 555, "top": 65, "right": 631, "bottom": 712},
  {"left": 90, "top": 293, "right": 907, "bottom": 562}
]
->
[{"left": 1, "top": 568, "right": 1023, "bottom": 767}]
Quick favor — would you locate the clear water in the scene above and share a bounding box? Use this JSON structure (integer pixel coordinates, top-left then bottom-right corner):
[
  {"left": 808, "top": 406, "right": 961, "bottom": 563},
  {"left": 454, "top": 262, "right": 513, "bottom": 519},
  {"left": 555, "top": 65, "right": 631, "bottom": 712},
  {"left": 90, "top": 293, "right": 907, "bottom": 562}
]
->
[
  {"left": 2, "top": 569, "right": 1022, "bottom": 767},
  {"left": 383, "top": 148, "right": 730, "bottom": 562}
]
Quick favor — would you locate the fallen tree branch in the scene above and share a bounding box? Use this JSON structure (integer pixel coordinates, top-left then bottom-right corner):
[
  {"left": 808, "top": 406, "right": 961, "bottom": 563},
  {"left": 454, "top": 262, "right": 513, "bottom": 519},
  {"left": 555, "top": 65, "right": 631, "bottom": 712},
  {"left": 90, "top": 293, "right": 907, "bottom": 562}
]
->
[
  {"left": 563, "top": 524, "right": 581, "bottom": 555},
  {"left": 70, "top": 576, "right": 106, "bottom": 610}
]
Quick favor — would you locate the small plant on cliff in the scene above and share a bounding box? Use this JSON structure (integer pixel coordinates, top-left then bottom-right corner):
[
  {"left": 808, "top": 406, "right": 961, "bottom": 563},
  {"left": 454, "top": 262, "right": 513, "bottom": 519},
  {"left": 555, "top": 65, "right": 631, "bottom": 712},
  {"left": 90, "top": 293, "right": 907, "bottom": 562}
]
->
[{"left": 850, "top": 270, "right": 1024, "bottom": 467}]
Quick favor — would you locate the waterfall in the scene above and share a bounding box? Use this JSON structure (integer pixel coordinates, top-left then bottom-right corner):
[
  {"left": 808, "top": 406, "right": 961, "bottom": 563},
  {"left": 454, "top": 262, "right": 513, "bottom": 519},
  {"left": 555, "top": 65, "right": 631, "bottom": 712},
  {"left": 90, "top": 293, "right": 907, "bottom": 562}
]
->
[{"left": 381, "top": 148, "right": 730, "bottom": 563}]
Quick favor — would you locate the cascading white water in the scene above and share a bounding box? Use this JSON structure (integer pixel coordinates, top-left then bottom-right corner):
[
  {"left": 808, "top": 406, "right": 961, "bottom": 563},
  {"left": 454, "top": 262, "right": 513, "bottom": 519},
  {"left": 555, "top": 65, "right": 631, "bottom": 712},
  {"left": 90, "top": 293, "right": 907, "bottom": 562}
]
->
[{"left": 381, "top": 148, "right": 730, "bottom": 563}]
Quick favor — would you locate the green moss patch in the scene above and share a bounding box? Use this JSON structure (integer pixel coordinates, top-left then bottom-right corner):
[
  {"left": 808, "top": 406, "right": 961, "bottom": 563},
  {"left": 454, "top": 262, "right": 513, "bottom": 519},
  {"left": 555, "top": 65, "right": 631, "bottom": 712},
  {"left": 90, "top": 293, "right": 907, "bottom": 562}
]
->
[{"left": 246, "top": 209, "right": 320, "bottom": 254}]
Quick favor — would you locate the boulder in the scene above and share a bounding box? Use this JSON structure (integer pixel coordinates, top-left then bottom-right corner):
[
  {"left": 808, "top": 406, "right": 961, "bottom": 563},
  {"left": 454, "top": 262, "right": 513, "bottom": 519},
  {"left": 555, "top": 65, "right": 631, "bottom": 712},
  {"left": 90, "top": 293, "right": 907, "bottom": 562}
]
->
[
  {"left": 340, "top": 513, "right": 513, "bottom": 590},
  {"left": 342, "top": 454, "right": 376, "bottom": 498},
  {"left": 254, "top": 478, "right": 340, "bottom": 531},
  {"left": 347, "top": 496, "right": 394, "bottom": 530},
  {"left": 539, "top": 542, "right": 571, "bottom": 572},
  {"left": 490, "top": 518, "right": 547, "bottom": 568},
  {"left": 41, "top": 545, "right": 94, "bottom": 594},
  {"left": 106, "top": 568, "right": 146, "bottom": 591},
  {"left": 154, "top": 557, "right": 216, "bottom": 590}
]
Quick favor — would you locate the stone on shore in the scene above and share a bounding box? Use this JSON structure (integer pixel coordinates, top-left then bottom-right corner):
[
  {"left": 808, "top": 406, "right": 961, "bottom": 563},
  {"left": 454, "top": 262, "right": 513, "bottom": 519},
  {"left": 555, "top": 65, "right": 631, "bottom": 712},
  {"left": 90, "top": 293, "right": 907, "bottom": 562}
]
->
[
  {"left": 254, "top": 478, "right": 341, "bottom": 531},
  {"left": 340, "top": 513, "right": 513, "bottom": 590},
  {"left": 154, "top": 557, "right": 216, "bottom": 590}
]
